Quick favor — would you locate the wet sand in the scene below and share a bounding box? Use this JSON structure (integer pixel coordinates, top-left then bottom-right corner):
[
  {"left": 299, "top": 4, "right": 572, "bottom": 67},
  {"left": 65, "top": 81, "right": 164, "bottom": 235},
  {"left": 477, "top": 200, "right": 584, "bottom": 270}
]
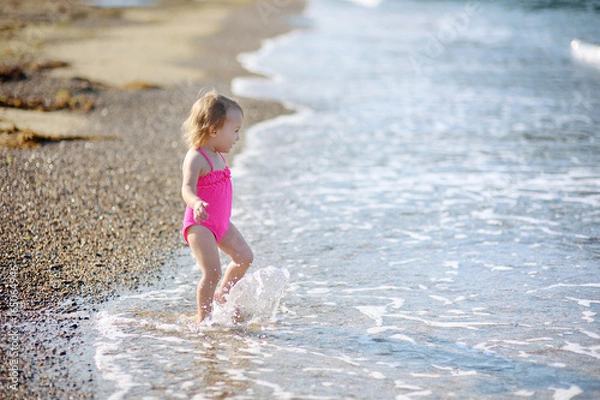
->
[{"left": 0, "top": 0, "right": 304, "bottom": 397}]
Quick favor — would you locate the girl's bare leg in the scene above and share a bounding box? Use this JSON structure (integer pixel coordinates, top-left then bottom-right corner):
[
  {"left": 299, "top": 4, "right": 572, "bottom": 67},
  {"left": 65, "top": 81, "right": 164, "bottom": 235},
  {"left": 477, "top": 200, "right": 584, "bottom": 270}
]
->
[
  {"left": 187, "top": 225, "right": 222, "bottom": 322},
  {"left": 214, "top": 223, "right": 253, "bottom": 304}
]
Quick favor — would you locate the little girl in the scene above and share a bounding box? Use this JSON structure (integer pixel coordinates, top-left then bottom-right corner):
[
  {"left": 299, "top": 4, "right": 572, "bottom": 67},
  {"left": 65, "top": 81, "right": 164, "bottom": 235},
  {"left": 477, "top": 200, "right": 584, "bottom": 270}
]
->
[{"left": 180, "top": 90, "right": 253, "bottom": 323}]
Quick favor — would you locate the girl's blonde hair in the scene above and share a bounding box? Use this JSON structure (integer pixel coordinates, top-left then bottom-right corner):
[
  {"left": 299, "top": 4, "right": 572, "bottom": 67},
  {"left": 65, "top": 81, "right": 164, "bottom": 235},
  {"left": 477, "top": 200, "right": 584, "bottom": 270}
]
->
[{"left": 182, "top": 89, "right": 244, "bottom": 149}]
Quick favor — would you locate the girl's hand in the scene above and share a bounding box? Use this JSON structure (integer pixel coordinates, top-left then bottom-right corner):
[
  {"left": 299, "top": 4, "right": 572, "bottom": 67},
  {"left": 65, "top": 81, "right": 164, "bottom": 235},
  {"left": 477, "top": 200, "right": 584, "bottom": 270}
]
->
[{"left": 193, "top": 200, "right": 209, "bottom": 223}]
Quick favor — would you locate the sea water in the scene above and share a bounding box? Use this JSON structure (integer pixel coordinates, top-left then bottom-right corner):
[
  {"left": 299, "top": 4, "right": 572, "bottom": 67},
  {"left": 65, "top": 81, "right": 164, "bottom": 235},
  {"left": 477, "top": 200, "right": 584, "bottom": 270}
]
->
[{"left": 92, "top": 0, "right": 600, "bottom": 398}]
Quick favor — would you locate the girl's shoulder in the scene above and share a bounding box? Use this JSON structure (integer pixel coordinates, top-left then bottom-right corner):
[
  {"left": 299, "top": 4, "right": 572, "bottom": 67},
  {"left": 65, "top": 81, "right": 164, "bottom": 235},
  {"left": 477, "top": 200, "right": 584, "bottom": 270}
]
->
[{"left": 183, "top": 148, "right": 211, "bottom": 176}]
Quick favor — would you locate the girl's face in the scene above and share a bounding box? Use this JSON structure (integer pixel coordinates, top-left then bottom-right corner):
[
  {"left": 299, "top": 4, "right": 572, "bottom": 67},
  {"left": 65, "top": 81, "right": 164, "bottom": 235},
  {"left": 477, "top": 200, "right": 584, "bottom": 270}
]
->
[{"left": 213, "top": 108, "right": 243, "bottom": 153}]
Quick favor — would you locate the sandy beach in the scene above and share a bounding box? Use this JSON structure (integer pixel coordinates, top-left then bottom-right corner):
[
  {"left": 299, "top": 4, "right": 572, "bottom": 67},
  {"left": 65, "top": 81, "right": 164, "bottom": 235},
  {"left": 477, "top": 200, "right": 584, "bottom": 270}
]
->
[{"left": 0, "top": 0, "right": 303, "bottom": 397}]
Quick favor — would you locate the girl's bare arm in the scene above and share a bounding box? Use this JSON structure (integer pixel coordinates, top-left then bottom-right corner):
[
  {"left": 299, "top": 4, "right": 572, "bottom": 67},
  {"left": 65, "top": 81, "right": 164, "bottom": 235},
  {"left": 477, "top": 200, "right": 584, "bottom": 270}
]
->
[{"left": 181, "top": 149, "right": 209, "bottom": 223}]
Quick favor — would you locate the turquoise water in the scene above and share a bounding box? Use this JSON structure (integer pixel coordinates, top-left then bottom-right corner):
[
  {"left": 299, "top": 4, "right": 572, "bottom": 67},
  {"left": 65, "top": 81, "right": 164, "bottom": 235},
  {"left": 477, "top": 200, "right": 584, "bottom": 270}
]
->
[{"left": 92, "top": 0, "right": 600, "bottom": 398}]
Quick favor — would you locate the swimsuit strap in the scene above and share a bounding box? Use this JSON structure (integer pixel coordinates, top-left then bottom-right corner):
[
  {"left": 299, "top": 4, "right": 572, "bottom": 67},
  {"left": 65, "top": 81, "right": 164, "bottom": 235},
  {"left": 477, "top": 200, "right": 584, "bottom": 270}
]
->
[
  {"left": 218, "top": 152, "right": 227, "bottom": 166},
  {"left": 198, "top": 148, "right": 214, "bottom": 172}
]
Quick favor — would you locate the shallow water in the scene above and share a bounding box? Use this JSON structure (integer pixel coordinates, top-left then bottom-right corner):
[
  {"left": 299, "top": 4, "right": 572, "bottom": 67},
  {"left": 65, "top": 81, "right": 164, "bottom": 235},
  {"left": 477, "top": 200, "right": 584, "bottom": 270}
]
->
[{"left": 92, "top": 0, "right": 600, "bottom": 398}]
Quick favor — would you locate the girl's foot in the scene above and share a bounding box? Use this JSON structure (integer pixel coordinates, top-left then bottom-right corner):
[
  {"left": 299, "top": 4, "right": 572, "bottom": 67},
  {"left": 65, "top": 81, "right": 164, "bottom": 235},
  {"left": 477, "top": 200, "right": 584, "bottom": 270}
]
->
[{"left": 214, "top": 288, "right": 228, "bottom": 304}]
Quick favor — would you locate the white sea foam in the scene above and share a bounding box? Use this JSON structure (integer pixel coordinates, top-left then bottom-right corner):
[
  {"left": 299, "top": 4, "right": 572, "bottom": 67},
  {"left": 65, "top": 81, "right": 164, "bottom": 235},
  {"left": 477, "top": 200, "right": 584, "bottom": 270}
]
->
[
  {"left": 571, "top": 39, "right": 600, "bottom": 67},
  {"left": 385, "top": 313, "right": 505, "bottom": 330},
  {"left": 514, "top": 390, "right": 536, "bottom": 397},
  {"left": 562, "top": 342, "right": 600, "bottom": 360},
  {"left": 94, "top": 312, "right": 139, "bottom": 400},
  {"left": 343, "top": 0, "right": 384, "bottom": 8},
  {"left": 356, "top": 306, "right": 387, "bottom": 326},
  {"left": 390, "top": 334, "right": 416, "bottom": 343},
  {"left": 342, "top": 286, "right": 413, "bottom": 294},
  {"left": 235, "top": 30, "right": 303, "bottom": 80},
  {"left": 550, "top": 385, "right": 583, "bottom": 400}
]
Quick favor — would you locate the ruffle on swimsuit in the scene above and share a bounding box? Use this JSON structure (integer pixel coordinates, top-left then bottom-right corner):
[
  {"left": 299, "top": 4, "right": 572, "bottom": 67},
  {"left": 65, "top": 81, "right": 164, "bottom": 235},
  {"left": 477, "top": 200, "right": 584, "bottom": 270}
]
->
[{"left": 197, "top": 168, "right": 230, "bottom": 187}]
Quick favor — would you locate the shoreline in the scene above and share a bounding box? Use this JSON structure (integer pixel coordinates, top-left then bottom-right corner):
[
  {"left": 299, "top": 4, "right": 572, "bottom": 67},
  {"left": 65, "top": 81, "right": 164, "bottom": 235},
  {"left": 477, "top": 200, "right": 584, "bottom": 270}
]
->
[{"left": 0, "top": 0, "right": 304, "bottom": 397}]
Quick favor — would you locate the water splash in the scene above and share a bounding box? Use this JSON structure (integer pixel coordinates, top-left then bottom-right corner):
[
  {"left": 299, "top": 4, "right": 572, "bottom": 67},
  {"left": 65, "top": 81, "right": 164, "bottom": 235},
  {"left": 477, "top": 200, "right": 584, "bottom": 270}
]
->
[{"left": 212, "top": 266, "right": 290, "bottom": 326}]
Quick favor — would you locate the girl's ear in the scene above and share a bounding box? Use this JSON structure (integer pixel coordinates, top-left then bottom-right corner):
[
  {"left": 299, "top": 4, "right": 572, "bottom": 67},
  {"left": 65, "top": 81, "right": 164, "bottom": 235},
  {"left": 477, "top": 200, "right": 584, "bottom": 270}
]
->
[{"left": 208, "top": 125, "right": 219, "bottom": 137}]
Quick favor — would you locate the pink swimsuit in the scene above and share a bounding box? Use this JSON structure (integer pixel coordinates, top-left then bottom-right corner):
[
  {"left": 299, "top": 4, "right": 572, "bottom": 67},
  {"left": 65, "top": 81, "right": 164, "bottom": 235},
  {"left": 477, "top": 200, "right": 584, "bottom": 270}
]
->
[{"left": 182, "top": 148, "right": 232, "bottom": 244}]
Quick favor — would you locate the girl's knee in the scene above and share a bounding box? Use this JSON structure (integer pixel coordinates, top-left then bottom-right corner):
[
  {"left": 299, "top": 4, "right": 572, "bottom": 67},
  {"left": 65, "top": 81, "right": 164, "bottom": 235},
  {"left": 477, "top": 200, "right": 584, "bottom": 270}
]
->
[
  {"left": 234, "top": 248, "right": 253, "bottom": 267},
  {"left": 243, "top": 248, "right": 254, "bottom": 266}
]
